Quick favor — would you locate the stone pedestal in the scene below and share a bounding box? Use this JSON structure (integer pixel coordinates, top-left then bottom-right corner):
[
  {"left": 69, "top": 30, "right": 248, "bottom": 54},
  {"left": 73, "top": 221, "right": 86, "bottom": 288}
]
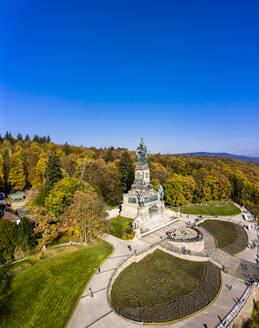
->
[
  {"left": 120, "top": 167, "right": 165, "bottom": 236},
  {"left": 120, "top": 139, "right": 168, "bottom": 238}
]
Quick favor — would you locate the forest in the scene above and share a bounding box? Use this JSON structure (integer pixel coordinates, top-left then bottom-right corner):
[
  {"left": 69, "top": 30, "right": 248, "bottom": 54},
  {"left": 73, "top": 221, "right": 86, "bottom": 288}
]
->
[{"left": 0, "top": 131, "right": 258, "bottom": 256}]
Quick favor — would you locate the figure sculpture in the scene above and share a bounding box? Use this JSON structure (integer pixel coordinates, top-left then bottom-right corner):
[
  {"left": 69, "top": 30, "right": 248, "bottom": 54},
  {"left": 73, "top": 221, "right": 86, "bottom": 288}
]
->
[
  {"left": 136, "top": 191, "right": 145, "bottom": 207},
  {"left": 136, "top": 138, "right": 148, "bottom": 166},
  {"left": 158, "top": 185, "right": 164, "bottom": 201}
]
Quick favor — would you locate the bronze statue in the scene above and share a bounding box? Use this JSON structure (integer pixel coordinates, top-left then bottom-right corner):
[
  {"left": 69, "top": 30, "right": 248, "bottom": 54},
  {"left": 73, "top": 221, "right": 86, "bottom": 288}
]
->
[
  {"left": 158, "top": 185, "right": 164, "bottom": 201},
  {"left": 136, "top": 138, "right": 148, "bottom": 166},
  {"left": 136, "top": 191, "right": 145, "bottom": 207}
]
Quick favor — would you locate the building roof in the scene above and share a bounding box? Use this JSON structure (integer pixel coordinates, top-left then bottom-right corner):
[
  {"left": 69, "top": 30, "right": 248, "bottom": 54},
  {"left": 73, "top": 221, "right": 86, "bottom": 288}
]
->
[
  {"left": 2, "top": 211, "right": 21, "bottom": 223},
  {"left": 11, "top": 193, "right": 25, "bottom": 200}
]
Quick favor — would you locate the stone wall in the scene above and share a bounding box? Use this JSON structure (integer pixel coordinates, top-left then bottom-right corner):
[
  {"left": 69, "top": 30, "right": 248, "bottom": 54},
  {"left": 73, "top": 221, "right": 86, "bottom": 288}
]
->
[
  {"left": 170, "top": 238, "right": 204, "bottom": 252},
  {"left": 229, "top": 286, "right": 259, "bottom": 328}
]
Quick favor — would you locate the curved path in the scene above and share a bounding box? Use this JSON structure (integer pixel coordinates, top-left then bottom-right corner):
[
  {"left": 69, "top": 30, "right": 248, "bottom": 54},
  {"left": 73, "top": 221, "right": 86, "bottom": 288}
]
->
[{"left": 68, "top": 213, "right": 258, "bottom": 328}]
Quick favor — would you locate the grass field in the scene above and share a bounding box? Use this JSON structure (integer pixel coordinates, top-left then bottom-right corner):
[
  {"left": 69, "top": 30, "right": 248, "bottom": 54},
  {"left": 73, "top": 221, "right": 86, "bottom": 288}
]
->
[
  {"left": 109, "top": 215, "right": 134, "bottom": 239},
  {"left": 0, "top": 240, "right": 113, "bottom": 328},
  {"left": 199, "top": 220, "right": 248, "bottom": 253},
  {"left": 111, "top": 249, "right": 206, "bottom": 308},
  {"left": 180, "top": 201, "right": 241, "bottom": 216}
]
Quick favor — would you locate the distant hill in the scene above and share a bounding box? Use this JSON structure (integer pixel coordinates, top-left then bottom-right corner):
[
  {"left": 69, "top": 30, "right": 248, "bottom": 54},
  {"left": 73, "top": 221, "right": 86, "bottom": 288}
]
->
[{"left": 179, "top": 152, "right": 259, "bottom": 165}]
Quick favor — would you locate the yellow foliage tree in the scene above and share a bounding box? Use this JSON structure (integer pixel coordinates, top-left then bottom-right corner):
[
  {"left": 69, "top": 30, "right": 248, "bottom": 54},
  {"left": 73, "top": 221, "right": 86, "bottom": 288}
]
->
[
  {"left": 8, "top": 156, "right": 26, "bottom": 191},
  {"left": 64, "top": 191, "right": 107, "bottom": 242}
]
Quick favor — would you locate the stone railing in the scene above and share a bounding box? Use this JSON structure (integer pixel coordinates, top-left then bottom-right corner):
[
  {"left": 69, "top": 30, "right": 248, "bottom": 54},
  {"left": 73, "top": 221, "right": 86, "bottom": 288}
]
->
[
  {"left": 216, "top": 283, "right": 254, "bottom": 328},
  {"left": 167, "top": 226, "right": 203, "bottom": 242}
]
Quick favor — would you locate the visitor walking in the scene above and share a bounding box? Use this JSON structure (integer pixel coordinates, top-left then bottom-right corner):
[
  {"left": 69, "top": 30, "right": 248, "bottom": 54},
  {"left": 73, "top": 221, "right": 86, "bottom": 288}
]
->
[
  {"left": 89, "top": 288, "right": 94, "bottom": 297},
  {"left": 98, "top": 267, "right": 101, "bottom": 273}
]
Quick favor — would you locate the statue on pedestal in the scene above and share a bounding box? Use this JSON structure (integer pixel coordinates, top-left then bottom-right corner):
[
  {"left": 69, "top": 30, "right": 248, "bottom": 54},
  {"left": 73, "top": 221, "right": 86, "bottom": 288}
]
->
[
  {"left": 136, "top": 191, "right": 145, "bottom": 207},
  {"left": 136, "top": 138, "right": 148, "bottom": 166},
  {"left": 158, "top": 185, "right": 164, "bottom": 201}
]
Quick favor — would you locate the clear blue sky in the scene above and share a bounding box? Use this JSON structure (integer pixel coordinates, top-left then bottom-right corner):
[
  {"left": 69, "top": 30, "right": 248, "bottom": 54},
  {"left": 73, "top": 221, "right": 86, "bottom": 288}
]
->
[{"left": 1, "top": 0, "right": 259, "bottom": 155}]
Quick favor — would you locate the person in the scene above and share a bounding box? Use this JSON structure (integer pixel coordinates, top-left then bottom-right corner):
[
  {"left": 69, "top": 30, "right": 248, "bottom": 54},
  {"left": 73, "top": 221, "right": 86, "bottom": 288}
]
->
[
  {"left": 119, "top": 204, "right": 122, "bottom": 214},
  {"left": 98, "top": 267, "right": 101, "bottom": 273},
  {"left": 89, "top": 288, "right": 94, "bottom": 297}
]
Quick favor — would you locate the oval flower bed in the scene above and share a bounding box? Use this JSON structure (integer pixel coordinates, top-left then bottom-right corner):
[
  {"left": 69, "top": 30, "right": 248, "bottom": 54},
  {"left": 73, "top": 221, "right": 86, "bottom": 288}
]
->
[{"left": 110, "top": 249, "right": 220, "bottom": 323}]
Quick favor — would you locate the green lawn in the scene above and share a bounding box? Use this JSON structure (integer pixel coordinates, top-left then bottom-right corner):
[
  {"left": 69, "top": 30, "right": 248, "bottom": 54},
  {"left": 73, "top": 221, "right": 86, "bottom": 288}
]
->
[
  {"left": 0, "top": 240, "right": 113, "bottom": 328},
  {"left": 180, "top": 201, "right": 240, "bottom": 216},
  {"left": 109, "top": 215, "right": 135, "bottom": 239},
  {"left": 111, "top": 249, "right": 206, "bottom": 308},
  {"left": 199, "top": 220, "right": 248, "bottom": 253}
]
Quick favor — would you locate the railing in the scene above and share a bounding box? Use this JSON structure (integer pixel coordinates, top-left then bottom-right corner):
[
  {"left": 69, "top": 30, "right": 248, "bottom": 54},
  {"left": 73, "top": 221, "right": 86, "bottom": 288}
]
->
[
  {"left": 216, "top": 283, "right": 254, "bottom": 328},
  {"left": 166, "top": 226, "right": 203, "bottom": 243}
]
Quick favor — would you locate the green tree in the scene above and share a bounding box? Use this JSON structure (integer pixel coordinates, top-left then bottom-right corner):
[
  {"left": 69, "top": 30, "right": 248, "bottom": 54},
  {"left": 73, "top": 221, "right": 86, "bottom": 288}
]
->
[
  {"left": 4, "top": 131, "right": 14, "bottom": 144},
  {"left": 0, "top": 219, "right": 17, "bottom": 263},
  {"left": 16, "top": 217, "right": 35, "bottom": 252},
  {"left": 62, "top": 142, "right": 71, "bottom": 155},
  {"left": 45, "top": 177, "right": 93, "bottom": 217},
  {"left": 118, "top": 151, "right": 134, "bottom": 193},
  {"left": 17, "top": 133, "right": 23, "bottom": 141},
  {"left": 0, "top": 264, "right": 10, "bottom": 295},
  {"left": 45, "top": 152, "right": 62, "bottom": 190},
  {"left": 24, "top": 134, "right": 31, "bottom": 142},
  {"left": 105, "top": 147, "right": 115, "bottom": 163}
]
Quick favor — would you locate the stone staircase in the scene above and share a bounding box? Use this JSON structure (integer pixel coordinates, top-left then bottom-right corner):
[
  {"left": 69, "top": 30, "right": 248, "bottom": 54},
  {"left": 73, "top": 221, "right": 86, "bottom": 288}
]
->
[{"left": 140, "top": 209, "right": 178, "bottom": 234}]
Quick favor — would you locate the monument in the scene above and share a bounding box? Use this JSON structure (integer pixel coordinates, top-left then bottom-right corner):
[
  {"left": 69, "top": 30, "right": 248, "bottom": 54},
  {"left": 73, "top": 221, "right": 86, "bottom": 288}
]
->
[{"left": 120, "top": 139, "right": 166, "bottom": 237}]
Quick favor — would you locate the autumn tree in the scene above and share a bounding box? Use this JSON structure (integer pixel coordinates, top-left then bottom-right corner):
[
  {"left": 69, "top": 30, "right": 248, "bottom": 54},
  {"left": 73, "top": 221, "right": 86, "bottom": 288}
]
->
[
  {"left": 200, "top": 174, "right": 231, "bottom": 201},
  {"left": 2, "top": 149, "right": 10, "bottom": 191},
  {"left": 8, "top": 156, "right": 26, "bottom": 191},
  {"left": 29, "top": 207, "right": 58, "bottom": 249},
  {"left": 30, "top": 153, "right": 48, "bottom": 188},
  {"left": 0, "top": 154, "right": 4, "bottom": 190},
  {"left": 64, "top": 191, "right": 108, "bottom": 242},
  {"left": 165, "top": 174, "right": 197, "bottom": 206},
  {"left": 45, "top": 177, "right": 93, "bottom": 217}
]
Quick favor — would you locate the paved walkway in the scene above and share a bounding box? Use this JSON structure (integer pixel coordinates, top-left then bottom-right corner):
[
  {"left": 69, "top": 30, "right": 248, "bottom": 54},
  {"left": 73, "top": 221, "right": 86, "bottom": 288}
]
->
[{"left": 68, "top": 213, "right": 258, "bottom": 328}]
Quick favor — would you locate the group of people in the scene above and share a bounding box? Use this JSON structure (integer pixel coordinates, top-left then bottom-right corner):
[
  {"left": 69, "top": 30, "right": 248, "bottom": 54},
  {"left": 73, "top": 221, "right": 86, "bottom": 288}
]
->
[{"left": 181, "top": 247, "right": 191, "bottom": 255}]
